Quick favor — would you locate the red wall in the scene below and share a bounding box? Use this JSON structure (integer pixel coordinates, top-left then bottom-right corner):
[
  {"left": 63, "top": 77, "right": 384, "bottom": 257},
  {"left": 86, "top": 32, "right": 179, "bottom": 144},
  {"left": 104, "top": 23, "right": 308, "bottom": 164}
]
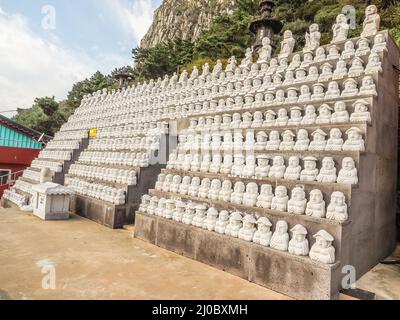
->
[{"left": 0, "top": 146, "right": 40, "bottom": 197}]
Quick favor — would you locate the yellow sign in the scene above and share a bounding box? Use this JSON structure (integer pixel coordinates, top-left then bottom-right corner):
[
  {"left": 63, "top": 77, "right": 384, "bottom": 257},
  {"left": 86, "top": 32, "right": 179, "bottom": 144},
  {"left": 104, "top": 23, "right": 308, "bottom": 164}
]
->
[{"left": 89, "top": 128, "right": 98, "bottom": 138}]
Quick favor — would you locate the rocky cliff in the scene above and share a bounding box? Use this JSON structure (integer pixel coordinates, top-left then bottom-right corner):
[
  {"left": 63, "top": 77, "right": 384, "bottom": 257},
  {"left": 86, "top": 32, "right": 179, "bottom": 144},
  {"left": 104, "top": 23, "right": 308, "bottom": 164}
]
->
[{"left": 140, "top": 0, "right": 236, "bottom": 48}]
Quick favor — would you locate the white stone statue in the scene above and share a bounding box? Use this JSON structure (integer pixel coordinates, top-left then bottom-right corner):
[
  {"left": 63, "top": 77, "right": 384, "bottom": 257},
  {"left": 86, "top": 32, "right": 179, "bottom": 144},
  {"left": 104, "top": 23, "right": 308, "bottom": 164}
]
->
[
  {"left": 314, "top": 47, "right": 326, "bottom": 62},
  {"left": 284, "top": 156, "right": 301, "bottom": 181},
  {"left": 327, "top": 44, "right": 341, "bottom": 60},
  {"left": 372, "top": 33, "right": 387, "bottom": 53},
  {"left": 341, "top": 78, "right": 359, "bottom": 97},
  {"left": 231, "top": 181, "right": 246, "bottom": 205},
  {"left": 253, "top": 183, "right": 273, "bottom": 209},
  {"left": 198, "top": 178, "right": 211, "bottom": 198},
  {"left": 361, "top": 5, "right": 381, "bottom": 38},
  {"left": 309, "top": 129, "right": 327, "bottom": 151},
  {"left": 203, "top": 207, "right": 219, "bottom": 231},
  {"left": 300, "top": 156, "right": 319, "bottom": 182},
  {"left": 270, "top": 220, "right": 289, "bottom": 251},
  {"left": 365, "top": 52, "right": 382, "bottom": 74},
  {"left": 155, "top": 198, "right": 166, "bottom": 217},
  {"left": 341, "top": 40, "right": 355, "bottom": 59},
  {"left": 311, "top": 83, "right": 325, "bottom": 101},
  {"left": 327, "top": 191, "right": 348, "bottom": 222},
  {"left": 326, "top": 128, "right": 344, "bottom": 151},
  {"left": 255, "top": 131, "right": 268, "bottom": 151},
  {"left": 337, "top": 157, "right": 358, "bottom": 185},
  {"left": 348, "top": 57, "right": 365, "bottom": 77},
  {"left": 255, "top": 154, "right": 270, "bottom": 179},
  {"left": 208, "top": 179, "right": 222, "bottom": 201},
  {"left": 288, "top": 224, "right": 309, "bottom": 256},
  {"left": 329, "top": 102, "right": 348, "bottom": 124},
  {"left": 317, "top": 157, "right": 337, "bottom": 183},
  {"left": 225, "top": 212, "right": 243, "bottom": 238},
  {"left": 155, "top": 174, "right": 166, "bottom": 190},
  {"left": 304, "top": 23, "right": 321, "bottom": 52},
  {"left": 182, "top": 202, "right": 196, "bottom": 225},
  {"left": 242, "top": 155, "right": 256, "bottom": 178},
  {"left": 331, "top": 13, "right": 349, "bottom": 44},
  {"left": 226, "top": 56, "right": 237, "bottom": 74},
  {"left": 219, "top": 152, "right": 232, "bottom": 174},
  {"left": 316, "top": 104, "right": 333, "bottom": 124},
  {"left": 343, "top": 127, "right": 365, "bottom": 151},
  {"left": 269, "top": 156, "right": 286, "bottom": 179},
  {"left": 356, "top": 38, "right": 371, "bottom": 57},
  {"left": 240, "top": 48, "right": 253, "bottom": 69},
  {"left": 294, "top": 129, "right": 310, "bottom": 151},
  {"left": 288, "top": 106, "right": 303, "bottom": 126},
  {"left": 306, "top": 189, "right": 326, "bottom": 218},
  {"left": 263, "top": 110, "right": 276, "bottom": 127},
  {"left": 271, "top": 186, "right": 289, "bottom": 212},
  {"left": 275, "top": 109, "right": 289, "bottom": 127},
  {"left": 279, "top": 130, "right": 295, "bottom": 151},
  {"left": 231, "top": 153, "right": 245, "bottom": 177},
  {"left": 257, "top": 37, "right": 272, "bottom": 64},
  {"left": 238, "top": 214, "right": 257, "bottom": 242},
  {"left": 192, "top": 204, "right": 208, "bottom": 228},
  {"left": 288, "top": 186, "right": 307, "bottom": 215},
  {"left": 210, "top": 153, "right": 222, "bottom": 174},
  {"left": 164, "top": 199, "right": 176, "bottom": 219},
  {"left": 179, "top": 176, "right": 192, "bottom": 196},
  {"left": 309, "top": 230, "right": 336, "bottom": 264},
  {"left": 333, "top": 59, "right": 348, "bottom": 80},
  {"left": 162, "top": 174, "right": 174, "bottom": 192},
  {"left": 252, "top": 111, "right": 264, "bottom": 128},
  {"left": 213, "top": 59, "right": 223, "bottom": 76},
  {"left": 253, "top": 217, "right": 273, "bottom": 246},
  {"left": 215, "top": 210, "right": 230, "bottom": 234},
  {"left": 302, "top": 51, "right": 314, "bottom": 68},
  {"left": 243, "top": 182, "right": 259, "bottom": 207},
  {"left": 173, "top": 201, "right": 186, "bottom": 222},
  {"left": 294, "top": 67, "right": 307, "bottom": 83},
  {"left": 360, "top": 75, "right": 377, "bottom": 96},
  {"left": 266, "top": 130, "right": 281, "bottom": 151},
  {"left": 279, "top": 30, "right": 296, "bottom": 58},
  {"left": 350, "top": 99, "right": 371, "bottom": 123},
  {"left": 219, "top": 180, "right": 233, "bottom": 202}
]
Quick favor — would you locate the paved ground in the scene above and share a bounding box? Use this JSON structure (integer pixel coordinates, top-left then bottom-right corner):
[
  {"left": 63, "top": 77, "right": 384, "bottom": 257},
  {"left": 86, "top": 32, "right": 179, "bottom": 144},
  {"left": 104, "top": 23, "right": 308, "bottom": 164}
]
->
[{"left": 0, "top": 207, "right": 399, "bottom": 300}]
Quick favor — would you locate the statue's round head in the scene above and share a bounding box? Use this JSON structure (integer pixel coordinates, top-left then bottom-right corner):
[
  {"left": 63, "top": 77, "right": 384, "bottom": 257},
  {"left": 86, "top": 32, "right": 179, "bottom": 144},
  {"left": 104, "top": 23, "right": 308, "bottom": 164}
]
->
[
  {"left": 284, "top": 30, "right": 293, "bottom": 39},
  {"left": 310, "top": 23, "right": 319, "bottom": 32},
  {"left": 322, "top": 157, "right": 335, "bottom": 169},
  {"left": 342, "top": 157, "right": 356, "bottom": 169},
  {"left": 276, "top": 220, "right": 288, "bottom": 233},
  {"left": 234, "top": 181, "right": 245, "bottom": 193},
  {"left": 331, "top": 191, "right": 345, "bottom": 205},
  {"left": 366, "top": 4, "right": 377, "bottom": 15},
  {"left": 310, "top": 189, "right": 323, "bottom": 203},
  {"left": 337, "top": 13, "right": 347, "bottom": 23},
  {"left": 262, "top": 37, "right": 271, "bottom": 46},
  {"left": 289, "top": 156, "right": 300, "bottom": 167},
  {"left": 261, "top": 184, "right": 273, "bottom": 194}
]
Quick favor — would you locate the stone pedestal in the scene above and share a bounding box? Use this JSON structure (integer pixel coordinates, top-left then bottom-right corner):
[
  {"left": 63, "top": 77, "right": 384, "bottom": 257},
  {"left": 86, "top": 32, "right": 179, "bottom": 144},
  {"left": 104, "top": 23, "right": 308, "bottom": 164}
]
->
[{"left": 31, "top": 182, "right": 74, "bottom": 220}]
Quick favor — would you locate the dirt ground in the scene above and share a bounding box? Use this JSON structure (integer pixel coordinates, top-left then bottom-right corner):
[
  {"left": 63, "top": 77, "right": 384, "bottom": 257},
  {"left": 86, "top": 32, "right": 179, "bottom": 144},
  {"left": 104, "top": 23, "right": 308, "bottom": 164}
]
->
[{"left": 0, "top": 207, "right": 399, "bottom": 300}]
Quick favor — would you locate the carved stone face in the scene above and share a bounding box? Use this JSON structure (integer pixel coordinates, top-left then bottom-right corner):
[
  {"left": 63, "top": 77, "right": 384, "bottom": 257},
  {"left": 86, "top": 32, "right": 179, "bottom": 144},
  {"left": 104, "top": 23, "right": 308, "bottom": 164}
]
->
[
  {"left": 310, "top": 191, "right": 323, "bottom": 203},
  {"left": 348, "top": 130, "right": 361, "bottom": 141},
  {"left": 222, "top": 180, "right": 232, "bottom": 190},
  {"left": 278, "top": 109, "right": 287, "bottom": 118},
  {"left": 259, "top": 224, "right": 271, "bottom": 233},
  {"left": 261, "top": 185, "right": 272, "bottom": 195},
  {"left": 314, "top": 133, "right": 325, "bottom": 141},
  {"left": 304, "top": 160, "right": 317, "bottom": 170},
  {"left": 337, "top": 14, "right": 346, "bottom": 24},
  {"left": 332, "top": 193, "right": 345, "bottom": 205},
  {"left": 362, "top": 76, "right": 374, "bottom": 86},
  {"left": 355, "top": 103, "right": 367, "bottom": 113},
  {"left": 293, "top": 189, "right": 305, "bottom": 201},
  {"left": 289, "top": 156, "right": 299, "bottom": 167},
  {"left": 234, "top": 182, "right": 245, "bottom": 193},
  {"left": 305, "top": 106, "right": 315, "bottom": 115},
  {"left": 366, "top": 4, "right": 377, "bottom": 16},
  {"left": 270, "top": 131, "right": 280, "bottom": 141},
  {"left": 291, "top": 109, "right": 301, "bottom": 118},
  {"left": 330, "top": 129, "right": 342, "bottom": 139},
  {"left": 322, "top": 158, "right": 335, "bottom": 169},
  {"left": 258, "top": 158, "right": 269, "bottom": 166},
  {"left": 342, "top": 158, "right": 355, "bottom": 170}
]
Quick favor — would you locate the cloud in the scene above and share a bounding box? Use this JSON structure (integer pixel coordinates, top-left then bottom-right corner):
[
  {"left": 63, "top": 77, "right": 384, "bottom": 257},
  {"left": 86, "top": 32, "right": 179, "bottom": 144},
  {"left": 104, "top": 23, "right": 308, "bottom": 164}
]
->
[{"left": 100, "top": 0, "right": 158, "bottom": 44}]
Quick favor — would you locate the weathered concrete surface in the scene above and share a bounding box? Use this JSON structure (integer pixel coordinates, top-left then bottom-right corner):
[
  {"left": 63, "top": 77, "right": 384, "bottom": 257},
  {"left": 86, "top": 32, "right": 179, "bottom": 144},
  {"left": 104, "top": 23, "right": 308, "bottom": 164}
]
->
[{"left": 0, "top": 207, "right": 290, "bottom": 300}]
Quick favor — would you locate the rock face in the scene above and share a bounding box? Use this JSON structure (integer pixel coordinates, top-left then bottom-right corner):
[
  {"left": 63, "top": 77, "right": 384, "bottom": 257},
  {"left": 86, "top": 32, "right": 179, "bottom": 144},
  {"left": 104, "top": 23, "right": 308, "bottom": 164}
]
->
[{"left": 141, "top": 0, "right": 235, "bottom": 48}]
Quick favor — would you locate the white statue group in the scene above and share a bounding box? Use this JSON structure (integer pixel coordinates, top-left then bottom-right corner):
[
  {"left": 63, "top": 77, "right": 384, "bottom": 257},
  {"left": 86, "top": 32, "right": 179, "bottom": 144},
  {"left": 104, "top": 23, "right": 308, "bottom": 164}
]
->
[
  {"left": 154, "top": 174, "right": 349, "bottom": 222},
  {"left": 139, "top": 195, "right": 336, "bottom": 264}
]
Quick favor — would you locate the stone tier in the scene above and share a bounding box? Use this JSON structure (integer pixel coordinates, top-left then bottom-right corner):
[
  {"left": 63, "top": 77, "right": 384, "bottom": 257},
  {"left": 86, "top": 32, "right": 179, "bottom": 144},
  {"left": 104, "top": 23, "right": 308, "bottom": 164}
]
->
[{"left": 135, "top": 212, "right": 342, "bottom": 300}]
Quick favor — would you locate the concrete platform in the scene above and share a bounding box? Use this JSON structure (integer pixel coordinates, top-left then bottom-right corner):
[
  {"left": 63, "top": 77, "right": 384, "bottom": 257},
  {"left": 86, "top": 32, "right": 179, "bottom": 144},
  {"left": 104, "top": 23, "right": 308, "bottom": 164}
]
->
[{"left": 0, "top": 207, "right": 399, "bottom": 300}]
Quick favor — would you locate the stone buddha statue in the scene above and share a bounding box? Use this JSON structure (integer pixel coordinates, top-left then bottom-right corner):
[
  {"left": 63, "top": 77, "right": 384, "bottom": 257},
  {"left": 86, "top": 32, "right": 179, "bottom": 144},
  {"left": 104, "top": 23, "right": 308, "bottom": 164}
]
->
[
  {"left": 239, "top": 214, "right": 258, "bottom": 242},
  {"left": 343, "top": 127, "right": 365, "bottom": 151},
  {"left": 188, "top": 177, "right": 201, "bottom": 197},
  {"left": 309, "top": 230, "right": 336, "bottom": 264},
  {"left": 221, "top": 153, "right": 233, "bottom": 175},
  {"left": 225, "top": 212, "right": 243, "bottom": 238},
  {"left": 288, "top": 54, "right": 302, "bottom": 71},
  {"left": 284, "top": 156, "right": 301, "bottom": 180},
  {"left": 365, "top": 52, "right": 382, "bottom": 74},
  {"left": 173, "top": 201, "right": 186, "bottom": 223},
  {"left": 208, "top": 179, "right": 222, "bottom": 201},
  {"left": 203, "top": 207, "right": 219, "bottom": 231},
  {"left": 257, "top": 184, "right": 274, "bottom": 209},
  {"left": 316, "top": 104, "right": 333, "bottom": 124},
  {"left": 327, "top": 191, "right": 348, "bottom": 222},
  {"left": 269, "top": 156, "right": 286, "bottom": 179},
  {"left": 288, "top": 106, "right": 303, "bottom": 126},
  {"left": 317, "top": 157, "right": 337, "bottom": 183},
  {"left": 179, "top": 176, "right": 192, "bottom": 195},
  {"left": 300, "top": 156, "right": 319, "bottom": 182},
  {"left": 271, "top": 186, "right": 289, "bottom": 212},
  {"left": 309, "top": 129, "right": 327, "bottom": 151},
  {"left": 255, "top": 154, "right": 270, "bottom": 179},
  {"left": 198, "top": 178, "right": 211, "bottom": 198},
  {"left": 360, "top": 75, "right": 377, "bottom": 96},
  {"left": 231, "top": 181, "right": 246, "bottom": 205},
  {"left": 326, "top": 128, "right": 344, "bottom": 151},
  {"left": 314, "top": 46, "right": 326, "bottom": 62},
  {"left": 257, "top": 37, "right": 272, "bottom": 64},
  {"left": 361, "top": 5, "right": 381, "bottom": 38},
  {"left": 301, "top": 105, "right": 317, "bottom": 125},
  {"left": 337, "top": 157, "right": 359, "bottom": 185},
  {"left": 253, "top": 217, "right": 273, "bottom": 246},
  {"left": 255, "top": 131, "right": 268, "bottom": 151},
  {"left": 243, "top": 183, "right": 259, "bottom": 207},
  {"left": 350, "top": 99, "right": 371, "bottom": 123},
  {"left": 305, "top": 189, "right": 326, "bottom": 218},
  {"left": 341, "top": 40, "right": 355, "bottom": 59},
  {"left": 372, "top": 33, "right": 387, "bottom": 53},
  {"left": 288, "top": 187, "right": 307, "bottom": 215},
  {"left": 219, "top": 180, "right": 233, "bottom": 202},
  {"left": 252, "top": 111, "right": 264, "bottom": 128},
  {"left": 288, "top": 224, "right": 309, "bottom": 256},
  {"left": 270, "top": 220, "right": 290, "bottom": 251},
  {"left": 279, "top": 30, "right": 296, "bottom": 59},
  {"left": 266, "top": 130, "right": 281, "bottom": 151},
  {"left": 279, "top": 130, "right": 296, "bottom": 151},
  {"left": 263, "top": 110, "right": 276, "bottom": 127},
  {"left": 331, "top": 14, "right": 349, "bottom": 44},
  {"left": 215, "top": 210, "right": 230, "bottom": 234},
  {"left": 192, "top": 204, "right": 208, "bottom": 228}
]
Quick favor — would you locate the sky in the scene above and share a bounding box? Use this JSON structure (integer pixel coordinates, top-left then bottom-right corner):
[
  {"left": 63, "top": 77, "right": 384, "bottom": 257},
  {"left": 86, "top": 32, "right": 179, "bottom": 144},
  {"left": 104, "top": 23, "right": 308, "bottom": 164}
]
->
[{"left": 0, "top": 0, "right": 162, "bottom": 115}]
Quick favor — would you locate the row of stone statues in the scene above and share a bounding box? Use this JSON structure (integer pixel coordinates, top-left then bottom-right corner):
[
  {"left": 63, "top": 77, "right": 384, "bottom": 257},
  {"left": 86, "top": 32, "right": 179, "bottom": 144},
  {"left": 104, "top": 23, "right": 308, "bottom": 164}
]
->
[
  {"left": 154, "top": 174, "right": 348, "bottom": 222},
  {"left": 186, "top": 100, "right": 371, "bottom": 131},
  {"left": 166, "top": 153, "right": 359, "bottom": 185},
  {"left": 139, "top": 196, "right": 336, "bottom": 264}
]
